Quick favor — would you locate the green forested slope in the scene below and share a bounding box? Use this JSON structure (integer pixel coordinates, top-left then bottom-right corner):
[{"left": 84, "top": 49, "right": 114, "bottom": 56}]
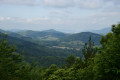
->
[
  {"left": 0, "top": 24, "right": 120, "bottom": 80},
  {"left": 61, "top": 32, "right": 101, "bottom": 45},
  {"left": 0, "top": 32, "right": 80, "bottom": 67},
  {"left": 17, "top": 29, "right": 68, "bottom": 41},
  {"left": 0, "top": 29, "right": 102, "bottom": 67}
]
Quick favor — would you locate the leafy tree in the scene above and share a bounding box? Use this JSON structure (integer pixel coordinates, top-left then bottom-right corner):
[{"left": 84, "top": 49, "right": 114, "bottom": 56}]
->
[
  {"left": 73, "top": 57, "right": 84, "bottom": 70},
  {"left": 43, "top": 64, "right": 58, "bottom": 80},
  {"left": 93, "top": 24, "right": 120, "bottom": 80},
  {"left": 65, "top": 54, "right": 75, "bottom": 68}
]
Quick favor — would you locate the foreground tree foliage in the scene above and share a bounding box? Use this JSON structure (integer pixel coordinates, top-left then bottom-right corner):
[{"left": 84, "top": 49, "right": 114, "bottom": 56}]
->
[
  {"left": 0, "top": 34, "right": 22, "bottom": 80},
  {"left": 0, "top": 24, "right": 120, "bottom": 80},
  {"left": 93, "top": 24, "right": 120, "bottom": 80}
]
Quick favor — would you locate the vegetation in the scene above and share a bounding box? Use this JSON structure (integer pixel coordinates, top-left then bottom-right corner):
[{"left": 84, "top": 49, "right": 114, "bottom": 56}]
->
[
  {"left": 61, "top": 32, "right": 101, "bottom": 45},
  {"left": 0, "top": 24, "right": 120, "bottom": 80},
  {"left": 0, "top": 34, "right": 22, "bottom": 80},
  {"left": 0, "top": 32, "right": 81, "bottom": 67},
  {"left": 17, "top": 29, "right": 68, "bottom": 41}
]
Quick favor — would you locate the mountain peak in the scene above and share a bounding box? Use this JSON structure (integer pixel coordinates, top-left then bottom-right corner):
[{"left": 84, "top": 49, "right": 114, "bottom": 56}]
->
[{"left": 42, "top": 29, "right": 59, "bottom": 33}]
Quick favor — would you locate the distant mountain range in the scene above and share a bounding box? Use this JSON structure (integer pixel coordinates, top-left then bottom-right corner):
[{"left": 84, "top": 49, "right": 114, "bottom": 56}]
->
[
  {"left": 0, "top": 29, "right": 32, "bottom": 40},
  {"left": 0, "top": 28, "right": 102, "bottom": 67},
  {"left": 0, "top": 28, "right": 103, "bottom": 49},
  {"left": 17, "top": 29, "right": 68, "bottom": 41},
  {"left": 0, "top": 29, "right": 75, "bottom": 56},
  {"left": 1, "top": 28, "right": 102, "bottom": 47},
  {"left": 61, "top": 32, "right": 101, "bottom": 45},
  {"left": 89, "top": 27, "right": 111, "bottom": 35}
]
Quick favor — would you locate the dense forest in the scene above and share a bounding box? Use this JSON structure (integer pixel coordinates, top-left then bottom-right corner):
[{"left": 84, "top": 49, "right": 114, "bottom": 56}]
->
[
  {"left": 0, "top": 28, "right": 101, "bottom": 67},
  {"left": 0, "top": 24, "right": 120, "bottom": 80}
]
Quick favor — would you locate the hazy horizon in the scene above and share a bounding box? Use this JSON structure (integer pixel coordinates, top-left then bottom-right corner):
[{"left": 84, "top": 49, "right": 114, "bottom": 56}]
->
[{"left": 0, "top": 0, "right": 120, "bottom": 33}]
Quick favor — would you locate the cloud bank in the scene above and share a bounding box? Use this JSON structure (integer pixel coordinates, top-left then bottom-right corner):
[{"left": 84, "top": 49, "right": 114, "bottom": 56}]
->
[
  {"left": 0, "top": 0, "right": 120, "bottom": 32},
  {"left": 0, "top": 0, "right": 120, "bottom": 9},
  {"left": 0, "top": 0, "right": 41, "bottom": 6},
  {"left": 44, "top": 0, "right": 74, "bottom": 7}
]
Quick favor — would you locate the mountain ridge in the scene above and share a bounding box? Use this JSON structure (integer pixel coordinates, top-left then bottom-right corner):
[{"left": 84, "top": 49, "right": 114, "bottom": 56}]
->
[
  {"left": 61, "top": 32, "right": 101, "bottom": 45},
  {"left": 89, "top": 27, "right": 111, "bottom": 34},
  {"left": 17, "top": 29, "right": 69, "bottom": 41}
]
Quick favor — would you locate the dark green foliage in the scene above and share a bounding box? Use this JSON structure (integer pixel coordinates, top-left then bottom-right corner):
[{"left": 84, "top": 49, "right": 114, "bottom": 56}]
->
[
  {"left": 0, "top": 34, "right": 22, "bottom": 80},
  {"left": 61, "top": 32, "right": 101, "bottom": 45},
  {"left": 25, "top": 56, "right": 65, "bottom": 67},
  {"left": 65, "top": 55, "right": 75, "bottom": 68},
  {"left": 0, "top": 29, "right": 101, "bottom": 67},
  {"left": 43, "top": 64, "right": 59, "bottom": 80},
  {"left": 73, "top": 57, "right": 84, "bottom": 70},
  {"left": 93, "top": 24, "right": 120, "bottom": 80},
  {"left": 0, "top": 31, "right": 80, "bottom": 67},
  {"left": 82, "top": 36, "right": 97, "bottom": 67}
]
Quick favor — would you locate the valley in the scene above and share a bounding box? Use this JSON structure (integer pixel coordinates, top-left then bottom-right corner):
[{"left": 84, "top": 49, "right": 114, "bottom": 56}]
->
[{"left": 0, "top": 29, "right": 101, "bottom": 67}]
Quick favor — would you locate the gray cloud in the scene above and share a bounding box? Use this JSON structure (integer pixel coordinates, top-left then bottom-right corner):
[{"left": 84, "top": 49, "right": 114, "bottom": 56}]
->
[
  {"left": 43, "top": 0, "right": 105, "bottom": 9},
  {"left": 103, "top": 0, "right": 120, "bottom": 4},
  {"left": 75, "top": 0, "right": 104, "bottom": 9},
  {"left": 0, "top": 0, "right": 41, "bottom": 6},
  {"left": 0, "top": 0, "right": 74, "bottom": 7},
  {"left": 43, "top": 0, "right": 74, "bottom": 7},
  {"left": 0, "top": 0, "right": 119, "bottom": 9},
  {"left": 75, "top": 0, "right": 120, "bottom": 9}
]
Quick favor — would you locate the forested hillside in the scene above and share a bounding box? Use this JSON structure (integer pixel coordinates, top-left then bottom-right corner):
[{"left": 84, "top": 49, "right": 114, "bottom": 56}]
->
[
  {"left": 61, "top": 32, "right": 101, "bottom": 45},
  {"left": 17, "top": 29, "right": 68, "bottom": 41},
  {"left": 16, "top": 29, "right": 101, "bottom": 50},
  {"left": 0, "top": 29, "right": 102, "bottom": 67},
  {"left": 0, "top": 24, "right": 120, "bottom": 80},
  {"left": 0, "top": 31, "right": 81, "bottom": 67}
]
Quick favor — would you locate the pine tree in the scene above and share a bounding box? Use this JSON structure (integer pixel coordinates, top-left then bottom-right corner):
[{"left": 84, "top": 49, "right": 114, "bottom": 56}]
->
[
  {"left": 82, "top": 36, "right": 97, "bottom": 67},
  {"left": 0, "top": 34, "right": 22, "bottom": 80}
]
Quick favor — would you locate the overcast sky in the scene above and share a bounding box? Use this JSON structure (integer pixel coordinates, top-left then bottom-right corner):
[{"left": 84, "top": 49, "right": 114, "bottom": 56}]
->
[{"left": 0, "top": 0, "right": 120, "bottom": 33}]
